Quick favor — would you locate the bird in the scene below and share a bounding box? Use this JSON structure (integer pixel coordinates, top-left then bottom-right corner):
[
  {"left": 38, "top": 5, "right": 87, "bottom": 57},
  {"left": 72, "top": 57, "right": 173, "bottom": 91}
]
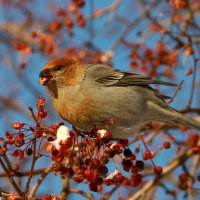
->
[{"left": 39, "top": 57, "right": 200, "bottom": 138}]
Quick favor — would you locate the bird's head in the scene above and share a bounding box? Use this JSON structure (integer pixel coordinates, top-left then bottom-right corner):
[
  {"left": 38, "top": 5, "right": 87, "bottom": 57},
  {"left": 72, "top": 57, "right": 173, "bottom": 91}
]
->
[
  {"left": 39, "top": 57, "right": 85, "bottom": 88},
  {"left": 39, "top": 57, "right": 86, "bottom": 98}
]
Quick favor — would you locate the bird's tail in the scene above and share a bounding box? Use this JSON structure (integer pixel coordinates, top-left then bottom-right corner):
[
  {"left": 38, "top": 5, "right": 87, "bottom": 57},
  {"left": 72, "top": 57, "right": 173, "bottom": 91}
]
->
[
  {"left": 170, "top": 111, "right": 200, "bottom": 131},
  {"left": 149, "top": 102, "right": 200, "bottom": 131}
]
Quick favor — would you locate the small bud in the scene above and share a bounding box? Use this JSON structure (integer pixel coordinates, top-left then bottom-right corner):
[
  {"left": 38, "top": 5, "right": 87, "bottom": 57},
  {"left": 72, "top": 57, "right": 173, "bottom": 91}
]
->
[{"left": 186, "top": 68, "right": 193, "bottom": 76}]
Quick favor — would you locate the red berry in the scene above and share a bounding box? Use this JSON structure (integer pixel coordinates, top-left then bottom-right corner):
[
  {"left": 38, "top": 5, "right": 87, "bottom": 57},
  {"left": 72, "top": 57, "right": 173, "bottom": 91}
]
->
[
  {"left": 34, "top": 129, "right": 42, "bottom": 138},
  {"left": 85, "top": 170, "right": 94, "bottom": 181},
  {"left": 72, "top": 0, "right": 85, "bottom": 7},
  {"left": 73, "top": 172, "right": 85, "bottom": 182},
  {"left": 134, "top": 147, "right": 140, "bottom": 153},
  {"left": 179, "top": 173, "right": 188, "bottom": 181},
  {"left": 14, "top": 136, "right": 25, "bottom": 147},
  {"left": 112, "top": 144, "right": 123, "bottom": 154},
  {"left": 113, "top": 173, "right": 125, "bottom": 185},
  {"left": 92, "top": 176, "right": 103, "bottom": 185},
  {"left": 62, "top": 137, "right": 73, "bottom": 149},
  {"left": 119, "top": 139, "right": 129, "bottom": 147},
  {"left": 163, "top": 141, "right": 171, "bottom": 149},
  {"left": 131, "top": 166, "right": 139, "bottom": 174},
  {"left": 105, "top": 147, "right": 115, "bottom": 158},
  {"left": 65, "top": 18, "right": 74, "bottom": 28},
  {"left": 12, "top": 122, "right": 25, "bottom": 130},
  {"left": 56, "top": 9, "right": 66, "bottom": 16},
  {"left": 90, "top": 158, "right": 100, "bottom": 169},
  {"left": 89, "top": 182, "right": 97, "bottom": 192},
  {"left": 38, "top": 111, "right": 47, "bottom": 118},
  {"left": 6, "top": 131, "right": 13, "bottom": 140},
  {"left": 60, "top": 167, "right": 69, "bottom": 174},
  {"left": 192, "top": 146, "right": 200, "bottom": 154},
  {"left": 18, "top": 132, "right": 24, "bottom": 138},
  {"left": 130, "top": 180, "right": 140, "bottom": 187},
  {"left": 187, "top": 133, "right": 199, "bottom": 147},
  {"left": 36, "top": 96, "right": 46, "bottom": 111},
  {"left": 73, "top": 156, "right": 83, "bottom": 167},
  {"left": 143, "top": 150, "right": 156, "bottom": 160},
  {"left": 131, "top": 173, "right": 143, "bottom": 182},
  {"left": 100, "top": 155, "right": 109, "bottom": 164},
  {"left": 154, "top": 166, "right": 163, "bottom": 174},
  {"left": 179, "top": 182, "right": 188, "bottom": 190},
  {"left": 97, "top": 165, "right": 108, "bottom": 175},
  {"left": 44, "top": 143, "right": 54, "bottom": 153},
  {"left": 76, "top": 14, "right": 85, "bottom": 27},
  {"left": 104, "top": 179, "right": 113, "bottom": 186},
  {"left": 13, "top": 164, "right": 20, "bottom": 171}
]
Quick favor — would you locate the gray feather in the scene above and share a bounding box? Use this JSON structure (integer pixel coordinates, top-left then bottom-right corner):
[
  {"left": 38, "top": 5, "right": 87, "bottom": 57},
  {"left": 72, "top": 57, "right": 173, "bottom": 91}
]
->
[{"left": 85, "top": 64, "right": 177, "bottom": 87}]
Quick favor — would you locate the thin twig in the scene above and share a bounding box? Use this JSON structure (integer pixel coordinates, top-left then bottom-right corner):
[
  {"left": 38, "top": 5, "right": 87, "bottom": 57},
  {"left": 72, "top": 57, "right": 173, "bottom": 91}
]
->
[
  {"left": 3, "top": 154, "right": 14, "bottom": 172},
  {"left": 105, "top": 186, "right": 119, "bottom": 199},
  {"left": 168, "top": 80, "right": 184, "bottom": 104},
  {"left": 186, "top": 58, "right": 199, "bottom": 108},
  {"left": 28, "top": 107, "right": 38, "bottom": 124},
  {"left": 29, "top": 165, "right": 52, "bottom": 197},
  {"left": 0, "top": 158, "right": 23, "bottom": 196},
  {"left": 0, "top": 168, "right": 50, "bottom": 177},
  {"left": 60, "top": 176, "right": 69, "bottom": 199},
  {"left": 25, "top": 138, "right": 37, "bottom": 194},
  {"left": 187, "top": 155, "right": 200, "bottom": 200},
  {"left": 69, "top": 188, "right": 95, "bottom": 200},
  {"left": 86, "top": 0, "right": 122, "bottom": 20}
]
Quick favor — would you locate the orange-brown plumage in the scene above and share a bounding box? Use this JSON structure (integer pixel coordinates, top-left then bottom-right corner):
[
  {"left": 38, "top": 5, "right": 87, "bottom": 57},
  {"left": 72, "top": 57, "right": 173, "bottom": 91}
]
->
[
  {"left": 40, "top": 57, "right": 97, "bottom": 130},
  {"left": 42, "top": 57, "right": 85, "bottom": 86},
  {"left": 56, "top": 95, "right": 96, "bottom": 128}
]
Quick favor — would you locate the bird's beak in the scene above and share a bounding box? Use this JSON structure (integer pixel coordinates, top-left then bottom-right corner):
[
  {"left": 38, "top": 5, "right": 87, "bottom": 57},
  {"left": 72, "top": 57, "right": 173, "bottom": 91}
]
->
[{"left": 39, "top": 70, "right": 53, "bottom": 86}]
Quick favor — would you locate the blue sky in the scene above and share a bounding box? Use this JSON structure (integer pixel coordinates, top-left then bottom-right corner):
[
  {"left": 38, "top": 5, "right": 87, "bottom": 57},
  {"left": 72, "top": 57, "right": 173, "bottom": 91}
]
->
[{"left": 0, "top": 0, "right": 200, "bottom": 199}]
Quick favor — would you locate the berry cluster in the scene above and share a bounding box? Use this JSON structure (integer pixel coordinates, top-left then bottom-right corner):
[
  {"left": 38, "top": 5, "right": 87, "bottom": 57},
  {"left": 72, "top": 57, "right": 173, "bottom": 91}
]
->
[{"left": 43, "top": 127, "right": 147, "bottom": 191}]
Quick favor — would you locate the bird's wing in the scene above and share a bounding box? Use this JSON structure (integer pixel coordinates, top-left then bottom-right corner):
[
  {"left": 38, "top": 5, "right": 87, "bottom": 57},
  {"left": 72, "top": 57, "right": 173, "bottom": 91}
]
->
[{"left": 85, "top": 64, "right": 177, "bottom": 87}]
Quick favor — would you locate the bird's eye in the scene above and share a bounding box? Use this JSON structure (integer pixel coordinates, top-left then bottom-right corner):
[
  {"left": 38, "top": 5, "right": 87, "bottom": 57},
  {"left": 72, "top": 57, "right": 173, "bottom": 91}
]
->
[{"left": 54, "top": 66, "right": 62, "bottom": 71}]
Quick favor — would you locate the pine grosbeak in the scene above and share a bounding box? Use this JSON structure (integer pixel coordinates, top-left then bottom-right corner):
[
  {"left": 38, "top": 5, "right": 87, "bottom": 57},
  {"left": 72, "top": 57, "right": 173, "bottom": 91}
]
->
[{"left": 39, "top": 57, "right": 200, "bottom": 138}]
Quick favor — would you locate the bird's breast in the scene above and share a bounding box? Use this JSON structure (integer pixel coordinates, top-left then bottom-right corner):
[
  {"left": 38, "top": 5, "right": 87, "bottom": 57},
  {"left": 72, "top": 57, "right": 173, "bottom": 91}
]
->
[{"left": 53, "top": 92, "right": 97, "bottom": 129}]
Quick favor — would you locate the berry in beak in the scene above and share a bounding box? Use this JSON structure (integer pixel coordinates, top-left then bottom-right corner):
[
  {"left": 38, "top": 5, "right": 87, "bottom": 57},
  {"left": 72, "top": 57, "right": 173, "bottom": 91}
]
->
[{"left": 39, "top": 70, "right": 53, "bottom": 86}]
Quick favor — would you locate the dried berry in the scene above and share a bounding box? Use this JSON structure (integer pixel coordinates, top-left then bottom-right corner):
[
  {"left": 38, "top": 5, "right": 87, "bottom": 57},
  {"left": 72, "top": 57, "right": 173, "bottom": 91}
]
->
[
  {"left": 123, "top": 148, "right": 132, "bottom": 158},
  {"left": 135, "top": 160, "right": 144, "bottom": 171}
]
